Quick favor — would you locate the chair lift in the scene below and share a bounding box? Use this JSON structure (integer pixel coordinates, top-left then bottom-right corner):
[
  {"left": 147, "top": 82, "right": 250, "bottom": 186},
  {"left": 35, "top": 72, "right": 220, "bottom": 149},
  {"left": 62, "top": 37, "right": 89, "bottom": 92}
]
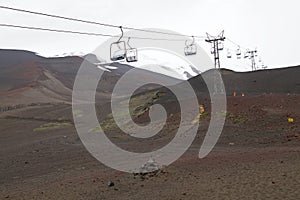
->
[
  {"left": 259, "top": 57, "right": 262, "bottom": 62},
  {"left": 244, "top": 51, "right": 249, "bottom": 59},
  {"left": 218, "top": 41, "right": 224, "bottom": 51},
  {"left": 227, "top": 49, "right": 232, "bottom": 58},
  {"left": 210, "top": 46, "right": 215, "bottom": 54},
  {"left": 125, "top": 37, "right": 138, "bottom": 62},
  {"left": 236, "top": 46, "right": 241, "bottom": 59},
  {"left": 262, "top": 65, "right": 267, "bottom": 69},
  {"left": 110, "top": 26, "right": 126, "bottom": 61},
  {"left": 184, "top": 36, "right": 197, "bottom": 56}
]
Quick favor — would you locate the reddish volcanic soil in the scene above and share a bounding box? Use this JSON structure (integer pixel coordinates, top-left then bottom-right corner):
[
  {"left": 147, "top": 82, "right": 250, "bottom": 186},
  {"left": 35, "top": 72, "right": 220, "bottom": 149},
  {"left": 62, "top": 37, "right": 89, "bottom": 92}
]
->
[{"left": 0, "top": 94, "right": 299, "bottom": 200}]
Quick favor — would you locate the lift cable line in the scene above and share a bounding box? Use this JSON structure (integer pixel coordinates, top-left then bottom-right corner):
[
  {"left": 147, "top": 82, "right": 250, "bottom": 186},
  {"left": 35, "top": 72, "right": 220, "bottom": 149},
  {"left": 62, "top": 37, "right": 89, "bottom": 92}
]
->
[
  {"left": 205, "top": 31, "right": 226, "bottom": 69},
  {"left": 0, "top": 23, "right": 263, "bottom": 69},
  {"left": 0, "top": 23, "right": 191, "bottom": 42},
  {"left": 226, "top": 38, "right": 250, "bottom": 50},
  {"left": 0, "top": 23, "right": 115, "bottom": 37},
  {"left": 0, "top": 5, "right": 265, "bottom": 69},
  {"left": 0, "top": 5, "right": 206, "bottom": 39}
]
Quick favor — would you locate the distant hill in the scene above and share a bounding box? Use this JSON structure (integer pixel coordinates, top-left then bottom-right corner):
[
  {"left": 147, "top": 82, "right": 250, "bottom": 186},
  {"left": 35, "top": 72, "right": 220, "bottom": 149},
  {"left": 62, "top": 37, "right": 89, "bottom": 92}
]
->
[
  {"left": 0, "top": 49, "right": 181, "bottom": 106},
  {"left": 187, "top": 66, "right": 300, "bottom": 96},
  {"left": 1, "top": 49, "right": 299, "bottom": 107},
  {"left": 0, "top": 49, "right": 43, "bottom": 67}
]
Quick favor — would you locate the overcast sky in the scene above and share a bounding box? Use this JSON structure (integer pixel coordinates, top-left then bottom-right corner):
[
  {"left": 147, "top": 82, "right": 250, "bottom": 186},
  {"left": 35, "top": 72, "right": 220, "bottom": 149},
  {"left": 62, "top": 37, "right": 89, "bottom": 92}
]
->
[{"left": 0, "top": 0, "right": 299, "bottom": 71}]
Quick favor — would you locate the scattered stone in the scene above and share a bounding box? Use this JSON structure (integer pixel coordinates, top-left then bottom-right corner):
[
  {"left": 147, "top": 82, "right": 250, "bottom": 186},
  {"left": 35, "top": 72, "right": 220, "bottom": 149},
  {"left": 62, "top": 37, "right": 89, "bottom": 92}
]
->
[
  {"left": 4, "top": 195, "right": 9, "bottom": 198},
  {"left": 108, "top": 181, "right": 114, "bottom": 187},
  {"left": 24, "top": 161, "right": 29, "bottom": 164},
  {"left": 139, "top": 158, "right": 160, "bottom": 175},
  {"left": 132, "top": 159, "right": 166, "bottom": 180},
  {"left": 229, "top": 142, "right": 235, "bottom": 146},
  {"left": 286, "top": 133, "right": 300, "bottom": 139}
]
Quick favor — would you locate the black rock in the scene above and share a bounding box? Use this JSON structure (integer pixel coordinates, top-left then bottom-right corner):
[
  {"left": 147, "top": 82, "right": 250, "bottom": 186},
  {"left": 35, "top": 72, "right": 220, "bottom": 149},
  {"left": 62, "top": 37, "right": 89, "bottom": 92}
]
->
[{"left": 107, "top": 181, "right": 114, "bottom": 187}]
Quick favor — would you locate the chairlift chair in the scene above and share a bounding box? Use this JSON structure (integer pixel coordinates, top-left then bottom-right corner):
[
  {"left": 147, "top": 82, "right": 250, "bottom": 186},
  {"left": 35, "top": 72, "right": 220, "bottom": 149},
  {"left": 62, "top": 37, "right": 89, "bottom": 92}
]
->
[
  {"left": 210, "top": 47, "right": 215, "bottom": 54},
  {"left": 126, "top": 48, "right": 138, "bottom": 62},
  {"left": 236, "top": 46, "right": 241, "bottom": 59},
  {"left": 125, "top": 37, "right": 138, "bottom": 62},
  {"left": 110, "top": 26, "right": 126, "bottom": 61},
  {"left": 218, "top": 41, "right": 224, "bottom": 51},
  {"left": 261, "top": 63, "right": 267, "bottom": 69},
  {"left": 184, "top": 36, "right": 197, "bottom": 56},
  {"left": 110, "top": 42, "right": 126, "bottom": 61},
  {"left": 227, "top": 49, "right": 232, "bottom": 58},
  {"left": 184, "top": 45, "right": 197, "bottom": 56}
]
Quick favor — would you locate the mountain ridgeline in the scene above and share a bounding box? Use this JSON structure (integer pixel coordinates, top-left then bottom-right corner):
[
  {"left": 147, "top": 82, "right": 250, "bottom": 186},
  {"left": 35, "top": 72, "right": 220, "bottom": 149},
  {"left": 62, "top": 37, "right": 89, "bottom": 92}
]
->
[{"left": 0, "top": 49, "right": 299, "bottom": 107}]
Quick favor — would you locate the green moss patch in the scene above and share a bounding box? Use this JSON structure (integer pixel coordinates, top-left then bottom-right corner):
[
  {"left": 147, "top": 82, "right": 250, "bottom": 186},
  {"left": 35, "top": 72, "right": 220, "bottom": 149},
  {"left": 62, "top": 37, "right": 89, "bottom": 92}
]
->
[
  {"left": 34, "top": 122, "right": 72, "bottom": 132},
  {"left": 226, "top": 112, "right": 248, "bottom": 124}
]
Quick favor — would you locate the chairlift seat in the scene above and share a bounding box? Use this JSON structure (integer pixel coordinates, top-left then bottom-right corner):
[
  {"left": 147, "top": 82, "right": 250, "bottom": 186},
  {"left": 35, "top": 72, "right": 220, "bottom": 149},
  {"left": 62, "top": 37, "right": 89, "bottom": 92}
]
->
[
  {"left": 218, "top": 42, "right": 224, "bottom": 51},
  {"left": 110, "top": 41, "right": 126, "bottom": 61},
  {"left": 126, "top": 48, "right": 138, "bottom": 62},
  {"left": 184, "top": 45, "right": 197, "bottom": 56},
  {"left": 236, "top": 46, "right": 242, "bottom": 56},
  {"left": 226, "top": 49, "right": 232, "bottom": 58},
  {"left": 111, "top": 54, "right": 125, "bottom": 61}
]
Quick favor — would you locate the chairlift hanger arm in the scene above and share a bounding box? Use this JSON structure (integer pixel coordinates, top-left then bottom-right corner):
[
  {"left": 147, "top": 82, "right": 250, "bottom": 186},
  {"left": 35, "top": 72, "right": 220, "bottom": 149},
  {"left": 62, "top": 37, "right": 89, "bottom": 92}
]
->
[
  {"left": 127, "top": 37, "right": 132, "bottom": 49},
  {"left": 116, "top": 26, "right": 124, "bottom": 43}
]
